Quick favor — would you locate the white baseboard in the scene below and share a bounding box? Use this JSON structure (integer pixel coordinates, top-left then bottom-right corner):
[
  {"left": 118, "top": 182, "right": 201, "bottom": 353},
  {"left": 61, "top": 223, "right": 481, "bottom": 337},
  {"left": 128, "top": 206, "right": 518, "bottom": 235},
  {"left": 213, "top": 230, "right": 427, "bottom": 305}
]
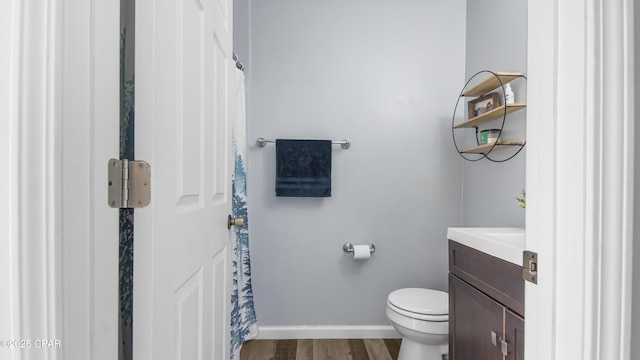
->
[{"left": 255, "top": 325, "right": 400, "bottom": 340}]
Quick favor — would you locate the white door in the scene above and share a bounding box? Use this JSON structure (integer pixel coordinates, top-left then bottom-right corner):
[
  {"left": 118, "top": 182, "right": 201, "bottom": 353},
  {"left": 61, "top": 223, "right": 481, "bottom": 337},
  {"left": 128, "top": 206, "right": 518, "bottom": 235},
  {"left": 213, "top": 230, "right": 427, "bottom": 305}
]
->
[{"left": 133, "top": 0, "right": 234, "bottom": 358}]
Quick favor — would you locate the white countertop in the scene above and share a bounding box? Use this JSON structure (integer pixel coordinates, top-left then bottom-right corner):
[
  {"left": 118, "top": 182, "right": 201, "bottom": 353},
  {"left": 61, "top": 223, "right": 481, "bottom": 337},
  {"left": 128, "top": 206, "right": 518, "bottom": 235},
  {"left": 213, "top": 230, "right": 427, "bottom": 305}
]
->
[{"left": 446, "top": 227, "right": 525, "bottom": 265}]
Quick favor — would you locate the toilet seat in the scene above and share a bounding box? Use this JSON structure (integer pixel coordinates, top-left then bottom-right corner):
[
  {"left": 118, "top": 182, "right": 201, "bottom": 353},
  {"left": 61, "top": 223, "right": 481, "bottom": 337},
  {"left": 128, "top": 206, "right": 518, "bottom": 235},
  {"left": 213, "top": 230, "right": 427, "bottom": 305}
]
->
[{"left": 387, "top": 288, "right": 448, "bottom": 322}]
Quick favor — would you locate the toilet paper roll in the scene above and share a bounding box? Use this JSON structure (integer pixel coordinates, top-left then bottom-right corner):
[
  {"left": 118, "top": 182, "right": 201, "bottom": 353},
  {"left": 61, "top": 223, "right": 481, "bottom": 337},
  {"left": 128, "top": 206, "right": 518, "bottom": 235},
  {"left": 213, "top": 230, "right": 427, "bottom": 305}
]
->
[{"left": 352, "top": 245, "right": 371, "bottom": 260}]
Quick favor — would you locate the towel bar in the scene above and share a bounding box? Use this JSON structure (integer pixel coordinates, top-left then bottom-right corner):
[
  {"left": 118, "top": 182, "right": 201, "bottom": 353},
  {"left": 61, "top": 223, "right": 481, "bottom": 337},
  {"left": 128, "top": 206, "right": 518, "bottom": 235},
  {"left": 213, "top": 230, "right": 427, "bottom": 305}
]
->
[{"left": 256, "top": 137, "right": 351, "bottom": 150}]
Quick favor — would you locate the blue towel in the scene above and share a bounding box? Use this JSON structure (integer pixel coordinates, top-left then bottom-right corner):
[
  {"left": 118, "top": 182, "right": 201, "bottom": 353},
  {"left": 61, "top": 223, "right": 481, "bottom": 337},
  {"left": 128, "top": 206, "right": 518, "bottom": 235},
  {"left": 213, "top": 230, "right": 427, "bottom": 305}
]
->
[{"left": 276, "top": 139, "right": 332, "bottom": 197}]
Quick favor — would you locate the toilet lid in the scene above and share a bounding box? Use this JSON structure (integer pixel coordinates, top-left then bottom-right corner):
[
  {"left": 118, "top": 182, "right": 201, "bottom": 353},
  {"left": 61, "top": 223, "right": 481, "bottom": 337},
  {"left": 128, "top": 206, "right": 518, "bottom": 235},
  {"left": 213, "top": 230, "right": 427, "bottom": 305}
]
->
[{"left": 387, "top": 288, "right": 448, "bottom": 316}]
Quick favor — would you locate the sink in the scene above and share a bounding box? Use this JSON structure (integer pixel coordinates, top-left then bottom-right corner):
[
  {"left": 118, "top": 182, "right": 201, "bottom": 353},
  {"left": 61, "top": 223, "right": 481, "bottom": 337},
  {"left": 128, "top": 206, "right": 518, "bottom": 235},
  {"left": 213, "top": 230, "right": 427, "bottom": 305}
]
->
[{"left": 447, "top": 227, "right": 525, "bottom": 265}]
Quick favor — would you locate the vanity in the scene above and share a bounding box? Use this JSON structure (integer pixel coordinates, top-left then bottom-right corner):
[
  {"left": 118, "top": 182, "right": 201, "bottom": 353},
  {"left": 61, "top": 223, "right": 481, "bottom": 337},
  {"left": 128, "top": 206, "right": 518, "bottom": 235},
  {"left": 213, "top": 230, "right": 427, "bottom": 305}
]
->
[{"left": 447, "top": 228, "right": 526, "bottom": 360}]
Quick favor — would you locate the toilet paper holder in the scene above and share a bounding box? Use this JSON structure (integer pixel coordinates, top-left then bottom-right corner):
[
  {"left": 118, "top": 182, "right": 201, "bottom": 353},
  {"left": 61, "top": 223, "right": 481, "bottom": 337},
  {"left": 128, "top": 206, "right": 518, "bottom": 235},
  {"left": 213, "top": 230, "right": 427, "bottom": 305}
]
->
[{"left": 343, "top": 242, "right": 376, "bottom": 255}]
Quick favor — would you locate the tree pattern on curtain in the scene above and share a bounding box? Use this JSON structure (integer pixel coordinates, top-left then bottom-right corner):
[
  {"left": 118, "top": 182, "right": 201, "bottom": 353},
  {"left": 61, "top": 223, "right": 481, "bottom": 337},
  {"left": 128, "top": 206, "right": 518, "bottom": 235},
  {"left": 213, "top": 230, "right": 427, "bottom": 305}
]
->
[{"left": 230, "top": 68, "right": 258, "bottom": 360}]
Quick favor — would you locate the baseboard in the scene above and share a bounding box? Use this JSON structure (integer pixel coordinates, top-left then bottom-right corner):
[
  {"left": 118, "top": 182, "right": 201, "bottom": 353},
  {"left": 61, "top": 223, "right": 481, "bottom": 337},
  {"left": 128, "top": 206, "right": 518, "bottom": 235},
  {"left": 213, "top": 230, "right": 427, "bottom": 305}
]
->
[{"left": 255, "top": 325, "right": 400, "bottom": 340}]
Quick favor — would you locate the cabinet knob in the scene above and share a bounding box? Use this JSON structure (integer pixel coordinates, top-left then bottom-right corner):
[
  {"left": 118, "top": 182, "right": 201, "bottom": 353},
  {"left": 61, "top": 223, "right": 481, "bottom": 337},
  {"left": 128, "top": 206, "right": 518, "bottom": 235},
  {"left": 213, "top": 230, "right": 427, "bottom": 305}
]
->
[
  {"left": 501, "top": 340, "right": 511, "bottom": 356},
  {"left": 491, "top": 331, "right": 500, "bottom": 346},
  {"left": 491, "top": 331, "right": 511, "bottom": 355}
]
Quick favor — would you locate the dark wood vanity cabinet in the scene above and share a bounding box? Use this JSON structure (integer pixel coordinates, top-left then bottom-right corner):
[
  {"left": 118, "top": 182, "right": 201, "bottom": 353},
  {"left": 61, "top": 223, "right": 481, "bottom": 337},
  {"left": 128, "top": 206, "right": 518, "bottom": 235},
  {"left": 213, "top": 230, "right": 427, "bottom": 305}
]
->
[{"left": 449, "top": 240, "right": 525, "bottom": 360}]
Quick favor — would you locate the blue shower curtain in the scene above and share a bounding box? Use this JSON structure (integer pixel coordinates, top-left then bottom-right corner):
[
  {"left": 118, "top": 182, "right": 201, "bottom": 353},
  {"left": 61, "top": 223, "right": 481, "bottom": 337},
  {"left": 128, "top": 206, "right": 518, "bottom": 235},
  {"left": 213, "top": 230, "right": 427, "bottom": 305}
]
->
[{"left": 230, "top": 66, "right": 258, "bottom": 360}]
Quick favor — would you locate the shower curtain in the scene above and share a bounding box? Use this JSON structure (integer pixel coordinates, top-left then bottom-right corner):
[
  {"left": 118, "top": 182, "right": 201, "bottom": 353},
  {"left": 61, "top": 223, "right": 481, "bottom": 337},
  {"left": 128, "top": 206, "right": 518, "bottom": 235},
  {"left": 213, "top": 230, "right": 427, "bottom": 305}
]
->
[{"left": 230, "top": 66, "right": 258, "bottom": 360}]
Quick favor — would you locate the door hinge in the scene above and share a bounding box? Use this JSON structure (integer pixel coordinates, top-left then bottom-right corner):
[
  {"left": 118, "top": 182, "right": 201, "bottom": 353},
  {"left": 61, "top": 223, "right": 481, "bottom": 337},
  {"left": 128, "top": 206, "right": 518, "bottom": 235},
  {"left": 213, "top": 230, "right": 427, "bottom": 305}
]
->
[
  {"left": 108, "top": 159, "right": 150, "bottom": 209},
  {"left": 522, "top": 250, "right": 538, "bottom": 284}
]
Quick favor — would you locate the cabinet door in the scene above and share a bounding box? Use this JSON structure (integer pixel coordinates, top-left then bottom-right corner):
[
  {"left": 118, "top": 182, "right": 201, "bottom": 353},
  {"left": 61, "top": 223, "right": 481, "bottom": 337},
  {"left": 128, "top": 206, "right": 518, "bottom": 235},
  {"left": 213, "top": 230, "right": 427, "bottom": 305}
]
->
[
  {"left": 449, "top": 274, "right": 504, "bottom": 360},
  {"left": 505, "top": 309, "right": 525, "bottom": 360}
]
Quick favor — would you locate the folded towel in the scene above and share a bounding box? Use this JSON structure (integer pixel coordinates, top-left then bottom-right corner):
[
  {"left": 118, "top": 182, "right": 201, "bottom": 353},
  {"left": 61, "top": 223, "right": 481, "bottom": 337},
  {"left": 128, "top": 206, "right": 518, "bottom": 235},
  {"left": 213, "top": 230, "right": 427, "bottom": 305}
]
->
[{"left": 276, "top": 139, "right": 332, "bottom": 197}]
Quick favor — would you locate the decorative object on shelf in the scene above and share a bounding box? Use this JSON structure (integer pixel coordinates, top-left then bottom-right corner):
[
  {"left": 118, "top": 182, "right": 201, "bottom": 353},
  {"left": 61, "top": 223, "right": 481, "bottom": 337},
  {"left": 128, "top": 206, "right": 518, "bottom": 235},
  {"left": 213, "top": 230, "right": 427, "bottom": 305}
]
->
[
  {"left": 468, "top": 92, "right": 500, "bottom": 118},
  {"left": 503, "top": 83, "right": 515, "bottom": 104},
  {"left": 516, "top": 189, "right": 526, "bottom": 208},
  {"left": 479, "top": 129, "right": 501, "bottom": 145},
  {"left": 451, "top": 70, "right": 527, "bottom": 162}
]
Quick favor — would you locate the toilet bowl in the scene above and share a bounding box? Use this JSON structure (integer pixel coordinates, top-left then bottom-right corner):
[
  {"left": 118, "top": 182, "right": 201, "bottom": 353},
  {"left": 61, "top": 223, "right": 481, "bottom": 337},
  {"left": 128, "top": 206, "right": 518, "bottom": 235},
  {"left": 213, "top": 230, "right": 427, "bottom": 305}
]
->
[{"left": 386, "top": 288, "right": 449, "bottom": 360}]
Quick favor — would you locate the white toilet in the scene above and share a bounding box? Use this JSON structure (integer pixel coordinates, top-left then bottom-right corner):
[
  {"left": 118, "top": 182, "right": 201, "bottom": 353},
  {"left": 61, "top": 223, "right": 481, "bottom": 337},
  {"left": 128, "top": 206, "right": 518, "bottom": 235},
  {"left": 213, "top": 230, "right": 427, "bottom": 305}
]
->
[{"left": 386, "top": 288, "right": 449, "bottom": 360}]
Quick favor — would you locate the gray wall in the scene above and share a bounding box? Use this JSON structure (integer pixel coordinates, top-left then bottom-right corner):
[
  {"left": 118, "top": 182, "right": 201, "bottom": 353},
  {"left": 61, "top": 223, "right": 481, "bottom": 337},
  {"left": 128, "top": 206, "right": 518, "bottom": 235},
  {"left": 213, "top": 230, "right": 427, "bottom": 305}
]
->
[
  {"left": 462, "top": 0, "right": 527, "bottom": 227},
  {"left": 244, "top": 0, "right": 466, "bottom": 326},
  {"left": 233, "top": 0, "right": 250, "bottom": 65},
  {"left": 234, "top": 0, "right": 251, "bottom": 133}
]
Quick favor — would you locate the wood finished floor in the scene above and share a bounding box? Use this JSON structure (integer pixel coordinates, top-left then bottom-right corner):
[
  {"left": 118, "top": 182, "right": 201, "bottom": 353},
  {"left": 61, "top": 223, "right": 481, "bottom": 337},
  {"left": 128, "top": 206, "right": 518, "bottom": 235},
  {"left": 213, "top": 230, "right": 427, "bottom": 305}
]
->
[{"left": 240, "top": 339, "right": 402, "bottom": 360}]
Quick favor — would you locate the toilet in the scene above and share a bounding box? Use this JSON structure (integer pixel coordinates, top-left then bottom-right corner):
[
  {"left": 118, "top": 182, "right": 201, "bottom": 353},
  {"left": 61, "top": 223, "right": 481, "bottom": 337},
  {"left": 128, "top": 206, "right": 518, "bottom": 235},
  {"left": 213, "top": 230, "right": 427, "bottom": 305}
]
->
[{"left": 386, "top": 288, "right": 449, "bottom": 360}]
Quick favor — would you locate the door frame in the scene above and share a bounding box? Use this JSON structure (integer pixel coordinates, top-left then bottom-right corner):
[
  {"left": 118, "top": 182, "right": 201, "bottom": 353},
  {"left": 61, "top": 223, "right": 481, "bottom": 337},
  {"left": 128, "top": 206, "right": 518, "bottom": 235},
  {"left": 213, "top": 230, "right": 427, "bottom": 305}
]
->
[
  {"left": 1, "top": 0, "right": 120, "bottom": 359},
  {"left": 2, "top": 0, "right": 634, "bottom": 359},
  {"left": 526, "top": 1, "right": 634, "bottom": 359}
]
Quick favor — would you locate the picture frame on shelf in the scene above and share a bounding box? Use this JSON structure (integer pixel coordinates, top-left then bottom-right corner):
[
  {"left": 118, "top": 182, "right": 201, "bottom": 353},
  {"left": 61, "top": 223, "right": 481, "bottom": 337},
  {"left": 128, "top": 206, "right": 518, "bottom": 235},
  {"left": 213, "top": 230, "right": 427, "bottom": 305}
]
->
[{"left": 467, "top": 92, "right": 500, "bottom": 119}]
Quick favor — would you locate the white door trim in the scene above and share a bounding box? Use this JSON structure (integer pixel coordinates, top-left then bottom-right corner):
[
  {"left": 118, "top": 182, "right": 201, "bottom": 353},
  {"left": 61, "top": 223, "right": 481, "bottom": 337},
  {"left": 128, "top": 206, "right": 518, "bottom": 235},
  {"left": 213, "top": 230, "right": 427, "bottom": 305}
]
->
[
  {"left": 2, "top": 2, "right": 66, "bottom": 358},
  {"left": 0, "top": 0, "right": 15, "bottom": 349},
  {"left": 5, "top": 1, "right": 634, "bottom": 359},
  {"left": 1, "top": 1, "right": 120, "bottom": 359},
  {"left": 526, "top": 0, "right": 635, "bottom": 359}
]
